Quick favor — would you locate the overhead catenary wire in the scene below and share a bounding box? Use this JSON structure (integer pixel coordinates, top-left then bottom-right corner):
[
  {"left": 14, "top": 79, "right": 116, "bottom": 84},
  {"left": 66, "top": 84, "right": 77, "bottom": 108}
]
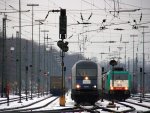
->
[{"left": 0, "top": 0, "right": 150, "bottom": 61}]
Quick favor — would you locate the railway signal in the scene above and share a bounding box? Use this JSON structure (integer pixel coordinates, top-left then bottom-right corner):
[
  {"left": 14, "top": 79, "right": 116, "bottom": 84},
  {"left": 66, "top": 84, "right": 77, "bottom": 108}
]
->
[
  {"left": 109, "top": 60, "right": 117, "bottom": 66},
  {"left": 58, "top": 9, "right": 68, "bottom": 106},
  {"left": 57, "top": 40, "right": 69, "bottom": 52},
  {"left": 59, "top": 9, "right": 67, "bottom": 39}
]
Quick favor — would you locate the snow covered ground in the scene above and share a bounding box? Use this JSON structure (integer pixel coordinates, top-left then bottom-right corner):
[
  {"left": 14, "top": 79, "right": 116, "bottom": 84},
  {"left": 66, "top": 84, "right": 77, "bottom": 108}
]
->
[
  {"left": 0, "top": 92, "right": 150, "bottom": 113},
  {"left": 0, "top": 94, "right": 52, "bottom": 109}
]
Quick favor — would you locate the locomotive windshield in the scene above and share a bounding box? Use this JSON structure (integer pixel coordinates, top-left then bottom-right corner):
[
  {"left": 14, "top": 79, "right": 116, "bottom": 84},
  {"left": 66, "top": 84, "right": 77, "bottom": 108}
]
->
[
  {"left": 113, "top": 74, "right": 128, "bottom": 80},
  {"left": 77, "top": 69, "right": 97, "bottom": 76}
]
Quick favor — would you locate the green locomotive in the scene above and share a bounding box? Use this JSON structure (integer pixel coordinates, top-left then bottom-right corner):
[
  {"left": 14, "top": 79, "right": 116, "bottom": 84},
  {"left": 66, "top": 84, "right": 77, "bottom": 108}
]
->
[{"left": 103, "top": 67, "right": 132, "bottom": 101}]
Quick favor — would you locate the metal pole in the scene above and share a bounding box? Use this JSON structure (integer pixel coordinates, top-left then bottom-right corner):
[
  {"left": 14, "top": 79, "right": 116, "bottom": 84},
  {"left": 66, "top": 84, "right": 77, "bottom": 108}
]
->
[
  {"left": 46, "top": 35, "right": 48, "bottom": 95},
  {"left": 64, "top": 66, "right": 66, "bottom": 93},
  {"left": 112, "top": 65, "right": 114, "bottom": 104},
  {"left": 61, "top": 51, "right": 65, "bottom": 97},
  {"left": 142, "top": 28, "right": 145, "bottom": 98},
  {"left": 59, "top": 39, "right": 66, "bottom": 106},
  {"left": 139, "top": 26, "right": 149, "bottom": 98},
  {"left": 4, "top": 16, "right": 7, "bottom": 99},
  {"left": 38, "top": 21, "right": 40, "bottom": 97},
  {"left": 1, "top": 15, "right": 7, "bottom": 98},
  {"left": 18, "top": 0, "right": 22, "bottom": 103},
  {"left": 35, "top": 20, "right": 44, "bottom": 97},
  {"left": 31, "top": 5, "right": 33, "bottom": 100},
  {"left": 43, "top": 33, "right": 46, "bottom": 96},
  {"left": 122, "top": 42, "right": 129, "bottom": 70},
  {"left": 41, "top": 30, "right": 49, "bottom": 96},
  {"left": 133, "top": 37, "right": 134, "bottom": 73},
  {"left": 139, "top": 67, "right": 142, "bottom": 103},
  {"left": 101, "top": 67, "right": 104, "bottom": 102},
  {"left": 125, "top": 43, "right": 127, "bottom": 70},
  {"left": 43, "top": 33, "right": 45, "bottom": 96},
  {"left": 130, "top": 35, "right": 138, "bottom": 93},
  {"left": 2, "top": 15, "right": 10, "bottom": 105},
  {"left": 117, "top": 47, "right": 123, "bottom": 65},
  {"left": 45, "top": 35, "right": 51, "bottom": 95},
  {"left": 25, "top": 40, "right": 28, "bottom": 101},
  {"left": 50, "top": 46, "right": 53, "bottom": 85},
  {"left": 128, "top": 57, "right": 130, "bottom": 72},
  {"left": 27, "top": 3, "right": 39, "bottom": 100},
  {"left": 15, "top": 31, "right": 19, "bottom": 95},
  {"left": 46, "top": 34, "right": 49, "bottom": 95},
  {"left": 135, "top": 52, "right": 138, "bottom": 92}
]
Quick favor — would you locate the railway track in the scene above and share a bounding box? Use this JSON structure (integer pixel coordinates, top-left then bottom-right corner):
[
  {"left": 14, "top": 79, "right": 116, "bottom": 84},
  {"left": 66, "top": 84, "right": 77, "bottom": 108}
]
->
[
  {"left": 44, "top": 101, "right": 135, "bottom": 113},
  {"left": 120, "top": 101, "right": 150, "bottom": 113},
  {"left": 1, "top": 94, "right": 150, "bottom": 113},
  {"left": 7, "top": 97, "right": 58, "bottom": 112},
  {"left": 0, "top": 97, "right": 135, "bottom": 113},
  {"left": 129, "top": 96, "right": 150, "bottom": 103},
  {"left": 125, "top": 99, "right": 150, "bottom": 109},
  {"left": 0, "top": 95, "right": 53, "bottom": 112},
  {"left": 0, "top": 95, "right": 37, "bottom": 105}
]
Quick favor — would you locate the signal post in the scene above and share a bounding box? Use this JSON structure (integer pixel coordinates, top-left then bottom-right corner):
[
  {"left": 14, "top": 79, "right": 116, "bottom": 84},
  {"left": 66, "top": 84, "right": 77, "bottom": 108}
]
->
[{"left": 57, "top": 9, "right": 68, "bottom": 106}]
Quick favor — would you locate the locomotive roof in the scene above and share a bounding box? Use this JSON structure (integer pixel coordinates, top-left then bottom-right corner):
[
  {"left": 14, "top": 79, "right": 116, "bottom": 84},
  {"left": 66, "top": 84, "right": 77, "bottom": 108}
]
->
[
  {"left": 75, "top": 60, "right": 97, "bottom": 68},
  {"left": 107, "top": 70, "right": 130, "bottom": 74},
  {"left": 113, "top": 67, "right": 124, "bottom": 71}
]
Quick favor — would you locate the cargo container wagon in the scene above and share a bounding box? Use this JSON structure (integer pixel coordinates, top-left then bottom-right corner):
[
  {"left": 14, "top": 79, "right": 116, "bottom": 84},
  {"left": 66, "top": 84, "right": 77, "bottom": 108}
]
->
[{"left": 50, "top": 76, "right": 62, "bottom": 96}]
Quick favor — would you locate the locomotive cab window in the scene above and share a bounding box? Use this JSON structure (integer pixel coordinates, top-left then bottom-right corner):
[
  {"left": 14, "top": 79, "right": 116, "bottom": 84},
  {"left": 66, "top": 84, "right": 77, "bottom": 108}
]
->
[
  {"left": 77, "top": 69, "right": 97, "bottom": 76},
  {"left": 113, "top": 74, "right": 128, "bottom": 80}
]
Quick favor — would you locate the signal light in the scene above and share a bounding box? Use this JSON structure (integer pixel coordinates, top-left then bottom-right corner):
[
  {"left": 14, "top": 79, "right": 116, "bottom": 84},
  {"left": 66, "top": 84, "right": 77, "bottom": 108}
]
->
[
  {"left": 63, "top": 41, "right": 69, "bottom": 52},
  {"left": 59, "top": 9, "right": 67, "bottom": 36},
  {"left": 57, "top": 40, "right": 69, "bottom": 52}
]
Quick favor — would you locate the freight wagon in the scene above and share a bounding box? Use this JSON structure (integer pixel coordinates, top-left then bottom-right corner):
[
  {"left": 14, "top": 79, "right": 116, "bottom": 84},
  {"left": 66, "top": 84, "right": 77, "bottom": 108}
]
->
[{"left": 50, "top": 76, "right": 62, "bottom": 96}]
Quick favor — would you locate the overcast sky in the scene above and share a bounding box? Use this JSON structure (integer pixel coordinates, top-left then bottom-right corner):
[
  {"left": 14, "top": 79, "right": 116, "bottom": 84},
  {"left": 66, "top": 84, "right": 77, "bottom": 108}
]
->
[{"left": 0, "top": 0, "right": 150, "bottom": 62}]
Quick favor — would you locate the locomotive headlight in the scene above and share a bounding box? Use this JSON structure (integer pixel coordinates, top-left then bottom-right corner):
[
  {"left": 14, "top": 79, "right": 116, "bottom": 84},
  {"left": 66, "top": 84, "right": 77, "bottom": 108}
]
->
[
  {"left": 93, "top": 85, "right": 97, "bottom": 88},
  {"left": 76, "top": 84, "right": 80, "bottom": 89},
  {"left": 110, "top": 86, "right": 114, "bottom": 90},
  {"left": 125, "top": 87, "right": 128, "bottom": 90},
  {"left": 84, "top": 76, "right": 89, "bottom": 80}
]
